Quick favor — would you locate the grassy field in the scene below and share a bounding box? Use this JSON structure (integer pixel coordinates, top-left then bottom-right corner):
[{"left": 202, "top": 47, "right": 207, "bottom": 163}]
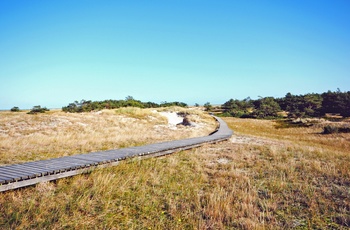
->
[
  {"left": 0, "top": 107, "right": 216, "bottom": 165},
  {"left": 0, "top": 111, "right": 349, "bottom": 229}
]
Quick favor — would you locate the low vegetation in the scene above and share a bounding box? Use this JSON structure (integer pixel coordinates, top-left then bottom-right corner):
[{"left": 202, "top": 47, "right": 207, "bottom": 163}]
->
[
  {"left": 62, "top": 97, "right": 187, "bottom": 113},
  {"left": 221, "top": 89, "right": 350, "bottom": 119},
  {"left": 27, "top": 105, "right": 50, "bottom": 114},
  {"left": 10, "top": 106, "right": 20, "bottom": 112},
  {"left": 323, "top": 124, "right": 350, "bottom": 134},
  {"left": 0, "top": 108, "right": 349, "bottom": 229}
]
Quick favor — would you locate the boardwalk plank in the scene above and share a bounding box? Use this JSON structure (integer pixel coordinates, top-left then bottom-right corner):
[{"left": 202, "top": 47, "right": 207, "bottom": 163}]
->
[
  {"left": 0, "top": 170, "right": 24, "bottom": 181},
  {"left": 1, "top": 165, "right": 43, "bottom": 177},
  {"left": 0, "top": 116, "right": 233, "bottom": 191}
]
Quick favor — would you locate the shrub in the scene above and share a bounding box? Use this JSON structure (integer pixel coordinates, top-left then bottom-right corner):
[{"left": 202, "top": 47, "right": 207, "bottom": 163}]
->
[
  {"left": 323, "top": 125, "right": 338, "bottom": 134},
  {"left": 62, "top": 98, "right": 186, "bottom": 113},
  {"left": 10, "top": 106, "right": 20, "bottom": 112},
  {"left": 323, "top": 125, "right": 350, "bottom": 134},
  {"left": 204, "top": 102, "right": 212, "bottom": 111},
  {"left": 27, "top": 105, "right": 50, "bottom": 114}
]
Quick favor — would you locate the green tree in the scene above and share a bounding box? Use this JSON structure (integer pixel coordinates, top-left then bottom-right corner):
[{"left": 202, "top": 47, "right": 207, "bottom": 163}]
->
[
  {"left": 321, "top": 90, "right": 350, "bottom": 117},
  {"left": 62, "top": 97, "right": 188, "bottom": 113},
  {"left": 278, "top": 93, "right": 322, "bottom": 118},
  {"left": 125, "top": 95, "right": 134, "bottom": 101},
  {"left": 222, "top": 97, "right": 253, "bottom": 117},
  {"left": 252, "top": 97, "right": 281, "bottom": 118},
  {"left": 302, "top": 93, "right": 322, "bottom": 117}
]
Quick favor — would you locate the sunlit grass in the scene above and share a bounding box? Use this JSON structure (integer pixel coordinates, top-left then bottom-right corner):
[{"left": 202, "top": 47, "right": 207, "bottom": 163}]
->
[
  {"left": 113, "top": 107, "right": 163, "bottom": 120},
  {"left": 224, "top": 117, "right": 350, "bottom": 153},
  {"left": 0, "top": 115, "right": 349, "bottom": 229},
  {"left": 0, "top": 108, "right": 216, "bottom": 165}
]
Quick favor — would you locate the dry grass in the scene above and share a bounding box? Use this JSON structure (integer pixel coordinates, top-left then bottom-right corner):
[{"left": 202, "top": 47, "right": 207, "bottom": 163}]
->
[
  {"left": 0, "top": 108, "right": 216, "bottom": 165},
  {"left": 0, "top": 116, "right": 349, "bottom": 229},
  {"left": 225, "top": 117, "right": 350, "bottom": 153}
]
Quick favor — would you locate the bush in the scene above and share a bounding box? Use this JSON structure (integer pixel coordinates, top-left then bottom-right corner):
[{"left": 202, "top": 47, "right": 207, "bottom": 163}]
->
[
  {"left": 323, "top": 125, "right": 350, "bottom": 134},
  {"left": 323, "top": 125, "right": 339, "bottom": 134},
  {"left": 27, "top": 105, "right": 50, "bottom": 114},
  {"left": 10, "top": 106, "right": 20, "bottom": 112},
  {"left": 62, "top": 98, "right": 186, "bottom": 113},
  {"left": 204, "top": 102, "right": 212, "bottom": 111}
]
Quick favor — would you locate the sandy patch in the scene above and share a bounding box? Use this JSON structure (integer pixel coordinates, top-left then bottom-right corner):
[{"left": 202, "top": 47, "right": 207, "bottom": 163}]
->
[
  {"left": 159, "top": 112, "right": 183, "bottom": 127},
  {"left": 217, "top": 158, "right": 231, "bottom": 164}
]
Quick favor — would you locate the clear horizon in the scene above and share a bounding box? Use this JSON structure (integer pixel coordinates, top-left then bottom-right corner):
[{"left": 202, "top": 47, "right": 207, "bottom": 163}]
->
[{"left": 1, "top": 0, "right": 349, "bottom": 110}]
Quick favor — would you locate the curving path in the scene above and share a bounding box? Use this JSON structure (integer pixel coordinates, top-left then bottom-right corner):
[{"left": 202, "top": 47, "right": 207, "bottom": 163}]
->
[{"left": 0, "top": 116, "right": 233, "bottom": 192}]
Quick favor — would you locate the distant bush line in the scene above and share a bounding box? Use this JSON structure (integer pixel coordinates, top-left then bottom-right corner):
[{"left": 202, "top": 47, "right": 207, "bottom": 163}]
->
[
  {"left": 27, "top": 105, "right": 50, "bottom": 114},
  {"left": 220, "top": 89, "right": 350, "bottom": 119},
  {"left": 62, "top": 96, "right": 187, "bottom": 113}
]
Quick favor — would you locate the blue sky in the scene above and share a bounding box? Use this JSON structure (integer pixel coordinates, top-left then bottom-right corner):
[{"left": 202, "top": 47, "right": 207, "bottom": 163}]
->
[{"left": 1, "top": 0, "right": 349, "bottom": 109}]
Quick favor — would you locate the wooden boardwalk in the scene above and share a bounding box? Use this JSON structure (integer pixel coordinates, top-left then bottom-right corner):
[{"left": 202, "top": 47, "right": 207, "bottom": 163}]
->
[{"left": 0, "top": 117, "right": 233, "bottom": 192}]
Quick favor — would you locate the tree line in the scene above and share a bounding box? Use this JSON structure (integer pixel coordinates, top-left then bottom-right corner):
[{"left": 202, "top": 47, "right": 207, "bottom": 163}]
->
[
  {"left": 62, "top": 96, "right": 187, "bottom": 113},
  {"left": 10, "top": 96, "right": 187, "bottom": 114},
  {"left": 9, "top": 90, "right": 349, "bottom": 118},
  {"left": 221, "top": 89, "right": 350, "bottom": 119}
]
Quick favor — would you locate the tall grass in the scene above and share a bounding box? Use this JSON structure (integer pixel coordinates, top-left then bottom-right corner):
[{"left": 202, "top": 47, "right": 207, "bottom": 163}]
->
[
  {"left": 0, "top": 115, "right": 349, "bottom": 229},
  {"left": 0, "top": 108, "right": 216, "bottom": 165},
  {"left": 225, "top": 117, "right": 350, "bottom": 153}
]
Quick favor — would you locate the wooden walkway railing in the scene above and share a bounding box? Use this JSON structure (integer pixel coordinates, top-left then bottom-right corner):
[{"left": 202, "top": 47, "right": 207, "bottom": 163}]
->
[{"left": 0, "top": 116, "right": 233, "bottom": 192}]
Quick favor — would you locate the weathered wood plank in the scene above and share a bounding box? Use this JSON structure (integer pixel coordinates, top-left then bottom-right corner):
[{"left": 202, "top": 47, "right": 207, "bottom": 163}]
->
[
  {"left": 0, "top": 171, "right": 23, "bottom": 181},
  {"left": 0, "top": 116, "right": 233, "bottom": 190},
  {"left": 0, "top": 165, "right": 42, "bottom": 177}
]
